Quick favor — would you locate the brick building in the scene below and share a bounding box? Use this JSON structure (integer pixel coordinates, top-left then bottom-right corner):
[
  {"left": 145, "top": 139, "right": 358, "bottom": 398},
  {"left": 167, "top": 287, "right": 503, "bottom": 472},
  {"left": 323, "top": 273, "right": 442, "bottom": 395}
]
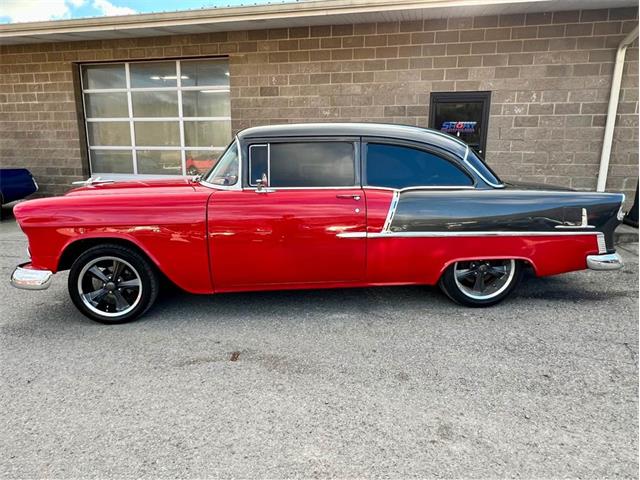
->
[{"left": 0, "top": 0, "right": 638, "bottom": 205}]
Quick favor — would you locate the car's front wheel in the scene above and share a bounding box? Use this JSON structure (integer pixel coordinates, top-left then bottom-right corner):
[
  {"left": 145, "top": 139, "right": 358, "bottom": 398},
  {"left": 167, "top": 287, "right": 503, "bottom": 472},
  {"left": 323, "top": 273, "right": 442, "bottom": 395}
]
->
[
  {"left": 68, "top": 244, "right": 159, "bottom": 324},
  {"left": 439, "top": 259, "right": 522, "bottom": 307}
]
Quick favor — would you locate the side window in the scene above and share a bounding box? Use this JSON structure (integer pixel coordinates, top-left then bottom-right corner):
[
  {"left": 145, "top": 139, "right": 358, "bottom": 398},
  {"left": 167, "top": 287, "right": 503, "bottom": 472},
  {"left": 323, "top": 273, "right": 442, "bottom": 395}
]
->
[
  {"left": 249, "top": 142, "right": 356, "bottom": 187},
  {"left": 248, "top": 144, "right": 268, "bottom": 185},
  {"left": 365, "top": 143, "right": 473, "bottom": 189},
  {"left": 204, "top": 140, "right": 238, "bottom": 186}
]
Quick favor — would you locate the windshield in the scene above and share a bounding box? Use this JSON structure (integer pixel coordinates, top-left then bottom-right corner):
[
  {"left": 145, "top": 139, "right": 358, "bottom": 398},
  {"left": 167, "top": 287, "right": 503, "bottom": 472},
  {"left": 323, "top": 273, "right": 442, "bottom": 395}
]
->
[
  {"left": 466, "top": 149, "right": 502, "bottom": 186},
  {"left": 203, "top": 140, "right": 239, "bottom": 186}
]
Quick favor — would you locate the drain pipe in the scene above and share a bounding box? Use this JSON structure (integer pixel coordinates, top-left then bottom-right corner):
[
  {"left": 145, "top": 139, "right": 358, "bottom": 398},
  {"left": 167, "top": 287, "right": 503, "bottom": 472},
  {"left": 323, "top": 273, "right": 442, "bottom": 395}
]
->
[{"left": 596, "top": 25, "right": 639, "bottom": 192}]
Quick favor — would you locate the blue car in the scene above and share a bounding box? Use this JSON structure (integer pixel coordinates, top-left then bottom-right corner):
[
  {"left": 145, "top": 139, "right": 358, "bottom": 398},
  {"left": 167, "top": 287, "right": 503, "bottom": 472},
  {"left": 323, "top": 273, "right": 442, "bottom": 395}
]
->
[{"left": 0, "top": 169, "right": 38, "bottom": 205}]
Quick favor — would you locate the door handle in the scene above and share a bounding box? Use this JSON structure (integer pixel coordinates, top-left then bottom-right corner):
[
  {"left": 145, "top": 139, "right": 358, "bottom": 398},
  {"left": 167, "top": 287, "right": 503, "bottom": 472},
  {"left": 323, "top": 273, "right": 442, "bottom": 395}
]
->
[{"left": 336, "top": 194, "right": 361, "bottom": 200}]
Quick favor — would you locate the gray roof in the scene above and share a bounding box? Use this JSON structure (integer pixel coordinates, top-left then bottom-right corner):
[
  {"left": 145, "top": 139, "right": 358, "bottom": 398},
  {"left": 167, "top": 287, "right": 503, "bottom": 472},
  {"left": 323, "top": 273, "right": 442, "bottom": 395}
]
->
[{"left": 236, "top": 122, "right": 468, "bottom": 159}]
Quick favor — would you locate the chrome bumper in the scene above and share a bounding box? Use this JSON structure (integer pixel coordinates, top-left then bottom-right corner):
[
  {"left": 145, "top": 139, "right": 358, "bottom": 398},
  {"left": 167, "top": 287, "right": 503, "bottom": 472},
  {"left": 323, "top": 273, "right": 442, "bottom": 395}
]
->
[
  {"left": 10, "top": 263, "right": 53, "bottom": 290},
  {"left": 586, "top": 253, "right": 623, "bottom": 271}
]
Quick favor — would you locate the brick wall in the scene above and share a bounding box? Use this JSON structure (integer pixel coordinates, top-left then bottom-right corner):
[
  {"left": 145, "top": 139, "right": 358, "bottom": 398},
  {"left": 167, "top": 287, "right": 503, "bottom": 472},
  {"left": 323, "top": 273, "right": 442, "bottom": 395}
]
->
[{"left": 0, "top": 7, "right": 638, "bottom": 203}]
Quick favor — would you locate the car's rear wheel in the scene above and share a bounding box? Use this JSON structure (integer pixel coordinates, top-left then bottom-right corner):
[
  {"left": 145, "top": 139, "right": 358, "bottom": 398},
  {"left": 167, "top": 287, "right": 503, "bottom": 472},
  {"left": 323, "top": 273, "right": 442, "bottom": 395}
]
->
[
  {"left": 439, "top": 259, "right": 522, "bottom": 307},
  {"left": 68, "top": 244, "right": 159, "bottom": 324}
]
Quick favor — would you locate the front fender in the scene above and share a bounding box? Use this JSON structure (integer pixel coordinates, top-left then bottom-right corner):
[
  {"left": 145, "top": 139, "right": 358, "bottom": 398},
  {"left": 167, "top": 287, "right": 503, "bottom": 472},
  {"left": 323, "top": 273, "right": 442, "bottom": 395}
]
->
[{"left": 13, "top": 191, "right": 214, "bottom": 294}]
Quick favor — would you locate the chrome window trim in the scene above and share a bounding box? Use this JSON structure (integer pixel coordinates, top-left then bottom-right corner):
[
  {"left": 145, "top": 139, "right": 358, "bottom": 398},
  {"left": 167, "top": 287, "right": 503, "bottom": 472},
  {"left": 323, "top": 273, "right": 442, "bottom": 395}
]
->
[
  {"left": 244, "top": 139, "right": 359, "bottom": 189},
  {"left": 463, "top": 145, "right": 505, "bottom": 189},
  {"left": 199, "top": 137, "right": 242, "bottom": 191},
  {"left": 248, "top": 143, "right": 269, "bottom": 187},
  {"left": 364, "top": 185, "right": 476, "bottom": 192},
  {"left": 362, "top": 138, "right": 476, "bottom": 190}
]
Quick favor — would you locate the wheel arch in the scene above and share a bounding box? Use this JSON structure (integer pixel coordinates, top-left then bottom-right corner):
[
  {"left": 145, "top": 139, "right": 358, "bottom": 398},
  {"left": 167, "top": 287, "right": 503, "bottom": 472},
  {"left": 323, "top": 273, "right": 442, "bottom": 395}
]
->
[
  {"left": 438, "top": 255, "right": 539, "bottom": 279},
  {"left": 58, "top": 235, "right": 162, "bottom": 273}
]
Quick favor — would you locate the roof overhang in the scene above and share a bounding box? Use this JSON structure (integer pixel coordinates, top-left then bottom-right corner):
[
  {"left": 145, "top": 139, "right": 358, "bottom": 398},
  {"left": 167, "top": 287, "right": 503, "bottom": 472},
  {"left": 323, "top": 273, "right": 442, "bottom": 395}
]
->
[{"left": 0, "top": 0, "right": 636, "bottom": 45}]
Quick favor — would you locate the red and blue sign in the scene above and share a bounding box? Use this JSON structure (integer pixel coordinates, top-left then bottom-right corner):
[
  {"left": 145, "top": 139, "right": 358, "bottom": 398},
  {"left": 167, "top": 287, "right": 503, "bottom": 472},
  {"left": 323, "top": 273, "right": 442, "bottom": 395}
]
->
[{"left": 440, "top": 121, "right": 477, "bottom": 134}]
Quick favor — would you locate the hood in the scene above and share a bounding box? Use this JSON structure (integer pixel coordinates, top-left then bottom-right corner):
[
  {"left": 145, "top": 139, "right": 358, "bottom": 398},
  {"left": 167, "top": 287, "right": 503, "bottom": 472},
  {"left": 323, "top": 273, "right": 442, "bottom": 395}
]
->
[
  {"left": 503, "top": 181, "right": 574, "bottom": 192},
  {"left": 65, "top": 178, "right": 196, "bottom": 196}
]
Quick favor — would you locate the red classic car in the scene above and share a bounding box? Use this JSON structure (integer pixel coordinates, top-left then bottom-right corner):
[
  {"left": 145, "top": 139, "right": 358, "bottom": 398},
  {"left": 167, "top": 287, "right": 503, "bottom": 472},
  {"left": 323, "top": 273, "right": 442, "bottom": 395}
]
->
[{"left": 11, "top": 123, "right": 625, "bottom": 324}]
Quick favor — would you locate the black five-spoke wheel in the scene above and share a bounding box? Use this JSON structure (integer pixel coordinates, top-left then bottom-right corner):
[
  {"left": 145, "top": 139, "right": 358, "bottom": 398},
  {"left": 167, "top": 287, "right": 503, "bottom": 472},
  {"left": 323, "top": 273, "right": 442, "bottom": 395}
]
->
[
  {"left": 68, "top": 244, "right": 159, "bottom": 324},
  {"left": 439, "top": 258, "right": 523, "bottom": 307},
  {"left": 78, "top": 256, "right": 142, "bottom": 317}
]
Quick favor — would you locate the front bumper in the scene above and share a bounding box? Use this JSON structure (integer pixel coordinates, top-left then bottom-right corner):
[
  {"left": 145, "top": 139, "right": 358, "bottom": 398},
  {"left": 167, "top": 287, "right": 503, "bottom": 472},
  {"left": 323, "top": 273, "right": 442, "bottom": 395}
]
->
[
  {"left": 10, "top": 262, "right": 53, "bottom": 290},
  {"left": 586, "top": 253, "right": 623, "bottom": 271}
]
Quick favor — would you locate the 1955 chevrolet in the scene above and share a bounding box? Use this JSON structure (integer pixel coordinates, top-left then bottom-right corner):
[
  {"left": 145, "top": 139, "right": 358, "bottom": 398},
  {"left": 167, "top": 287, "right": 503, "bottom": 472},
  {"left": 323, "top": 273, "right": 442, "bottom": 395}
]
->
[{"left": 11, "top": 123, "right": 625, "bottom": 324}]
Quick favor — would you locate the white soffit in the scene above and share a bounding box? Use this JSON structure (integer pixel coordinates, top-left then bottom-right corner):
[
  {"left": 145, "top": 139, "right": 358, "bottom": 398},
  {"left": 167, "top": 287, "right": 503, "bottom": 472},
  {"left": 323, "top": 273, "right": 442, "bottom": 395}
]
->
[{"left": 0, "top": 0, "right": 636, "bottom": 45}]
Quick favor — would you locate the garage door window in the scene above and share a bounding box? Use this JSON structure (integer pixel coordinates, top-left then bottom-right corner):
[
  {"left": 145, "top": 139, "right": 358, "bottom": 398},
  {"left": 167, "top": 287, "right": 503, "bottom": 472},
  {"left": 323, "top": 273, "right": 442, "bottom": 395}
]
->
[{"left": 81, "top": 59, "right": 230, "bottom": 177}]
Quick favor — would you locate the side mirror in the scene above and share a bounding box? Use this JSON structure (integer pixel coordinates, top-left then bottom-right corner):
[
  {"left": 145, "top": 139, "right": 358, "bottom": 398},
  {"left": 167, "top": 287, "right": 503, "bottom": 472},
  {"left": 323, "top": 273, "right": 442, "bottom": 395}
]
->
[{"left": 256, "top": 172, "right": 269, "bottom": 192}]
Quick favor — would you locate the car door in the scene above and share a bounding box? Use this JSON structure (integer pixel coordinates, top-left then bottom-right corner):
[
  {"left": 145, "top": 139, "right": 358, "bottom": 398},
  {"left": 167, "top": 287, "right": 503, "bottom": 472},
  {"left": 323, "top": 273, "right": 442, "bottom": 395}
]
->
[{"left": 207, "top": 138, "right": 366, "bottom": 290}]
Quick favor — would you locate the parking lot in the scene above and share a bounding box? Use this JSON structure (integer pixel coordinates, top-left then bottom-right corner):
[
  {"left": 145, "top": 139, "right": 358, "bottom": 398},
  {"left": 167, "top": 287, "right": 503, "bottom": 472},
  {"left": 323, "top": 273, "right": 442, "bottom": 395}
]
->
[{"left": 1, "top": 212, "right": 638, "bottom": 478}]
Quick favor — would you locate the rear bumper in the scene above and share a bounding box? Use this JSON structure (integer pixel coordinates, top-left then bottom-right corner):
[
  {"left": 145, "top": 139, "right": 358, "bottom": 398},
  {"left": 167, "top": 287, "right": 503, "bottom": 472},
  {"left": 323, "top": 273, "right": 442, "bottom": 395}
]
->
[
  {"left": 10, "top": 262, "right": 53, "bottom": 290},
  {"left": 586, "top": 253, "right": 623, "bottom": 271}
]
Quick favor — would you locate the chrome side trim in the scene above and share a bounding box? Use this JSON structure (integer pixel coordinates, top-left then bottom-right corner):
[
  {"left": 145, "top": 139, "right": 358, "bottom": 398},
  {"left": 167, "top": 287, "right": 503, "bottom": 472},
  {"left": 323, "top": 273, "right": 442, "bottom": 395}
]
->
[
  {"left": 337, "top": 231, "right": 604, "bottom": 239},
  {"left": 243, "top": 186, "right": 360, "bottom": 191},
  {"left": 11, "top": 263, "right": 53, "bottom": 290},
  {"left": 336, "top": 232, "right": 368, "bottom": 238},
  {"left": 367, "top": 231, "right": 603, "bottom": 238},
  {"left": 382, "top": 190, "right": 400, "bottom": 232},
  {"left": 587, "top": 253, "right": 623, "bottom": 270}
]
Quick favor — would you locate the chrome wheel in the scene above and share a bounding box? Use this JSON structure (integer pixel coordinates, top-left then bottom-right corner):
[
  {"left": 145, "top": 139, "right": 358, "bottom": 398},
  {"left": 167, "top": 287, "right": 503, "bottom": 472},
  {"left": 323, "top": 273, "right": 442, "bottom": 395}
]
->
[
  {"left": 77, "top": 256, "right": 142, "bottom": 318},
  {"left": 453, "top": 259, "right": 516, "bottom": 301}
]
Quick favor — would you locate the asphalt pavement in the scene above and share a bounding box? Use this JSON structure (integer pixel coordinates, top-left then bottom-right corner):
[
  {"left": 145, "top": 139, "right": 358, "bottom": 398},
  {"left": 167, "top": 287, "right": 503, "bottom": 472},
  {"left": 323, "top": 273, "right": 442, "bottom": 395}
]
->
[{"left": 1, "top": 210, "right": 638, "bottom": 478}]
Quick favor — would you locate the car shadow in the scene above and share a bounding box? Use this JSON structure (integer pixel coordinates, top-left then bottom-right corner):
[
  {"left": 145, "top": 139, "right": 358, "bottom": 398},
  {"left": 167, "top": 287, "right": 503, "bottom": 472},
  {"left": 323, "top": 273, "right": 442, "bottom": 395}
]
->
[
  {"left": 152, "top": 284, "right": 449, "bottom": 322},
  {"left": 146, "top": 270, "right": 632, "bottom": 325},
  {"left": 515, "top": 270, "right": 635, "bottom": 301},
  {"left": 3, "top": 267, "right": 632, "bottom": 332},
  {"left": 0, "top": 203, "right": 16, "bottom": 222}
]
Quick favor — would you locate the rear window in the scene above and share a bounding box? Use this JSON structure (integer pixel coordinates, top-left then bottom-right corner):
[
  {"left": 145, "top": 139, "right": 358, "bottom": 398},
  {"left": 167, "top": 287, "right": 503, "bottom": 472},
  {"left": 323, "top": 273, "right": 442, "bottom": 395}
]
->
[{"left": 365, "top": 143, "right": 473, "bottom": 189}]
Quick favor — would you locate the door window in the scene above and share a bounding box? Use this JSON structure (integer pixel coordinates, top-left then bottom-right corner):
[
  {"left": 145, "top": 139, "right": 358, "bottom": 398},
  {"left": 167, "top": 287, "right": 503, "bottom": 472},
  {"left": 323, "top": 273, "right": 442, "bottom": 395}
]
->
[
  {"left": 248, "top": 142, "right": 356, "bottom": 187},
  {"left": 365, "top": 143, "right": 473, "bottom": 189},
  {"left": 204, "top": 141, "right": 238, "bottom": 186}
]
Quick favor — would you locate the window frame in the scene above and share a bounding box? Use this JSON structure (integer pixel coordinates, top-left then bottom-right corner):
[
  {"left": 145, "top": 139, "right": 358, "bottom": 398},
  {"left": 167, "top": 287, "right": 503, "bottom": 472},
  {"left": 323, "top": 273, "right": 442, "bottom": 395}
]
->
[
  {"left": 244, "top": 137, "right": 361, "bottom": 189},
  {"left": 361, "top": 137, "right": 477, "bottom": 190},
  {"left": 79, "top": 57, "right": 231, "bottom": 177}
]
